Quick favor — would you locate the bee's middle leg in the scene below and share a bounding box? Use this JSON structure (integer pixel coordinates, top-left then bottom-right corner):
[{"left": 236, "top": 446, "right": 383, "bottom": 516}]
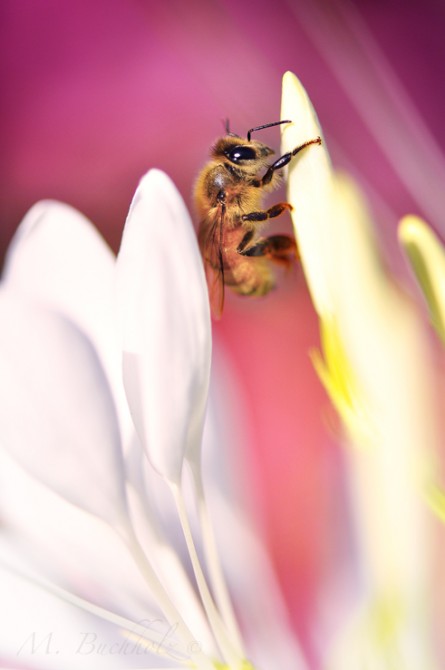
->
[
  {"left": 241, "top": 202, "right": 293, "bottom": 223},
  {"left": 238, "top": 234, "right": 299, "bottom": 268}
]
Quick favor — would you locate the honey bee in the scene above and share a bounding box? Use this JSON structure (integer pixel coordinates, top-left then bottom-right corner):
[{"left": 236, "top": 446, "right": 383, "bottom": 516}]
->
[{"left": 194, "top": 119, "right": 322, "bottom": 318}]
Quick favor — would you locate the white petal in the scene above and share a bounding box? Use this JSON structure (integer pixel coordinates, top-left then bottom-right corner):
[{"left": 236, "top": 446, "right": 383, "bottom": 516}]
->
[
  {"left": 116, "top": 170, "right": 211, "bottom": 483},
  {"left": 0, "top": 289, "right": 128, "bottom": 528},
  {"left": 3, "top": 200, "right": 134, "bottom": 448},
  {"left": 0, "top": 451, "right": 211, "bottom": 668},
  {"left": 0, "top": 555, "right": 121, "bottom": 670},
  {"left": 0, "top": 449, "right": 162, "bottom": 623},
  {"left": 281, "top": 71, "right": 335, "bottom": 318}
]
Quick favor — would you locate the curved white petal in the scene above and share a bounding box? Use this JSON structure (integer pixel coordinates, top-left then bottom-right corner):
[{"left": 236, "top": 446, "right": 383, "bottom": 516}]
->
[
  {"left": 0, "top": 556, "right": 181, "bottom": 670},
  {"left": 0, "top": 449, "right": 213, "bottom": 669},
  {"left": 0, "top": 449, "right": 162, "bottom": 623},
  {"left": 3, "top": 200, "right": 134, "bottom": 448},
  {"left": 116, "top": 170, "right": 211, "bottom": 484},
  {"left": 0, "top": 289, "right": 128, "bottom": 528},
  {"left": 0, "top": 530, "right": 141, "bottom": 670},
  {"left": 0, "top": 555, "right": 121, "bottom": 670}
]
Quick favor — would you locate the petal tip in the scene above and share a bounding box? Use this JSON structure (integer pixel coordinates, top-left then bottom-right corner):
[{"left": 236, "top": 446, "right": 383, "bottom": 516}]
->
[
  {"left": 282, "top": 70, "right": 294, "bottom": 84},
  {"left": 398, "top": 214, "right": 429, "bottom": 246},
  {"left": 133, "top": 169, "right": 183, "bottom": 214},
  {"left": 281, "top": 71, "right": 306, "bottom": 105},
  {"left": 5, "top": 200, "right": 95, "bottom": 277},
  {"left": 137, "top": 168, "right": 173, "bottom": 193},
  {"left": 19, "top": 200, "right": 80, "bottom": 229}
]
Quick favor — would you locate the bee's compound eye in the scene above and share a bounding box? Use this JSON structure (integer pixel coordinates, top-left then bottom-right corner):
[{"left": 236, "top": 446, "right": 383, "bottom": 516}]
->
[{"left": 225, "top": 145, "right": 257, "bottom": 162}]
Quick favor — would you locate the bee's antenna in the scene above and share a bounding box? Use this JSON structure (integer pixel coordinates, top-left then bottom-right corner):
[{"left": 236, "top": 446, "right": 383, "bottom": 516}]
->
[
  {"left": 222, "top": 117, "right": 238, "bottom": 137},
  {"left": 247, "top": 119, "right": 292, "bottom": 142}
]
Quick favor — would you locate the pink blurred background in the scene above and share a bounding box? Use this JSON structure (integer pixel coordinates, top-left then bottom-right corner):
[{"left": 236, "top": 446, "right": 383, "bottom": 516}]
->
[{"left": 2, "top": 0, "right": 445, "bottom": 664}]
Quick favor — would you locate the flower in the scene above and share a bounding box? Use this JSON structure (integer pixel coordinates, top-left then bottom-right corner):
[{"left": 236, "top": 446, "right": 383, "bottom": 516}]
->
[
  {"left": 4, "top": 5, "right": 444, "bottom": 643},
  {"left": 0, "top": 169, "right": 308, "bottom": 670},
  {"left": 281, "top": 72, "right": 441, "bottom": 667},
  {"left": 1, "top": 62, "right": 444, "bottom": 670}
]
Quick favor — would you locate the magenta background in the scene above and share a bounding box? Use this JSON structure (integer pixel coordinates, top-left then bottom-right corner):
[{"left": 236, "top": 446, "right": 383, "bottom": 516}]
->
[{"left": 2, "top": 0, "right": 445, "bottom": 664}]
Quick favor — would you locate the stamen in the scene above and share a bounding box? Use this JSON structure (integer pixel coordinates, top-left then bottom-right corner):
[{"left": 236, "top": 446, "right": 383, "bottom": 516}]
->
[
  {"left": 170, "top": 482, "right": 243, "bottom": 669},
  {"left": 122, "top": 523, "right": 215, "bottom": 670},
  {"left": 191, "top": 468, "right": 244, "bottom": 655},
  {"left": 126, "top": 482, "right": 218, "bottom": 655}
]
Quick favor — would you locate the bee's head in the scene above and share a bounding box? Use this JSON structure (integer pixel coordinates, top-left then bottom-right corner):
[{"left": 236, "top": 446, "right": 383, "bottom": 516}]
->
[{"left": 212, "top": 136, "right": 274, "bottom": 172}]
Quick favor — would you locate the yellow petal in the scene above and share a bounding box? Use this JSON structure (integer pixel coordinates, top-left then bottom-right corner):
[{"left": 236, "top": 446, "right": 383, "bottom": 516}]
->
[
  {"left": 281, "top": 71, "right": 335, "bottom": 318},
  {"left": 324, "top": 176, "right": 440, "bottom": 666},
  {"left": 310, "top": 315, "right": 373, "bottom": 448},
  {"left": 399, "top": 214, "right": 445, "bottom": 344},
  {"left": 425, "top": 482, "right": 445, "bottom": 524}
]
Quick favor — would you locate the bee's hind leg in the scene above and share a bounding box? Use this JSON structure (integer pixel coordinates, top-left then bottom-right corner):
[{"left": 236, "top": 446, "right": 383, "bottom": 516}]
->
[{"left": 238, "top": 234, "right": 299, "bottom": 269}]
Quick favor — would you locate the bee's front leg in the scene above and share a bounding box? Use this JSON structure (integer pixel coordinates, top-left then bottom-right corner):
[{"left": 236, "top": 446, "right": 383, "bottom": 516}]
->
[
  {"left": 260, "top": 136, "right": 322, "bottom": 186},
  {"left": 238, "top": 234, "right": 298, "bottom": 269}
]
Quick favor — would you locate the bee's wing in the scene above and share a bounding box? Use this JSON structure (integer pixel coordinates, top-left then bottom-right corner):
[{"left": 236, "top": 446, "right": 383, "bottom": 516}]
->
[
  {"left": 198, "top": 208, "right": 225, "bottom": 319},
  {"left": 204, "top": 256, "right": 225, "bottom": 320}
]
